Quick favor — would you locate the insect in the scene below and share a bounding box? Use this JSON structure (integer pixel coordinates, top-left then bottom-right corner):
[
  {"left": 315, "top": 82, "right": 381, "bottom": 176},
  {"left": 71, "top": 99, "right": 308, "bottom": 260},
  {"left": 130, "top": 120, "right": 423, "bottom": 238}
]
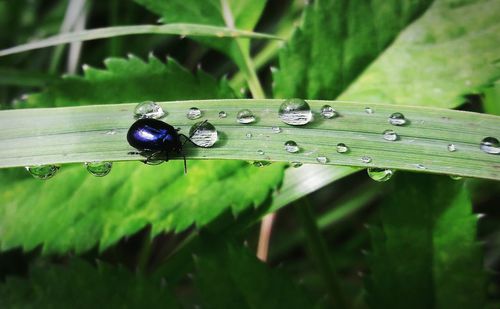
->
[{"left": 127, "top": 118, "right": 205, "bottom": 173}]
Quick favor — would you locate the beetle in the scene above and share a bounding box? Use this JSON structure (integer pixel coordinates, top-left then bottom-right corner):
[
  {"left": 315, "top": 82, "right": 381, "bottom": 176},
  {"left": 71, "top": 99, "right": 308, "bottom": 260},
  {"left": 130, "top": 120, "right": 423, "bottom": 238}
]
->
[{"left": 127, "top": 118, "right": 205, "bottom": 173}]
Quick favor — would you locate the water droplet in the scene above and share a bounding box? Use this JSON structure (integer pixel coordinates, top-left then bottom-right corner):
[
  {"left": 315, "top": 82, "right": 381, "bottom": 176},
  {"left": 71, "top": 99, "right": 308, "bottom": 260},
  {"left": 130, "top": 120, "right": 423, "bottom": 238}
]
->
[
  {"left": 361, "top": 156, "right": 372, "bottom": 163},
  {"left": 272, "top": 126, "right": 281, "bottom": 133},
  {"left": 278, "top": 98, "right": 313, "bottom": 125},
  {"left": 189, "top": 121, "right": 218, "bottom": 147},
  {"left": 450, "top": 175, "right": 463, "bottom": 180},
  {"left": 388, "top": 112, "right": 407, "bottom": 126},
  {"left": 134, "top": 101, "right": 165, "bottom": 119},
  {"left": 447, "top": 144, "right": 457, "bottom": 152},
  {"left": 85, "top": 161, "right": 112, "bottom": 177},
  {"left": 144, "top": 159, "right": 164, "bottom": 165},
  {"left": 105, "top": 129, "right": 116, "bottom": 135},
  {"left": 480, "top": 137, "right": 500, "bottom": 154},
  {"left": 284, "top": 141, "right": 300, "bottom": 153},
  {"left": 246, "top": 132, "right": 252, "bottom": 138},
  {"left": 383, "top": 129, "right": 398, "bottom": 141},
  {"left": 365, "top": 107, "right": 374, "bottom": 114},
  {"left": 415, "top": 163, "right": 426, "bottom": 169},
  {"left": 253, "top": 161, "right": 271, "bottom": 167},
  {"left": 291, "top": 161, "right": 303, "bottom": 168},
  {"left": 218, "top": 111, "right": 227, "bottom": 118},
  {"left": 257, "top": 150, "right": 265, "bottom": 155},
  {"left": 236, "top": 109, "right": 256, "bottom": 124},
  {"left": 316, "top": 156, "right": 328, "bottom": 164},
  {"left": 320, "top": 105, "right": 337, "bottom": 119},
  {"left": 367, "top": 168, "right": 394, "bottom": 182},
  {"left": 336, "top": 143, "right": 349, "bottom": 153},
  {"left": 25, "top": 165, "right": 59, "bottom": 180},
  {"left": 186, "top": 107, "right": 202, "bottom": 120}
]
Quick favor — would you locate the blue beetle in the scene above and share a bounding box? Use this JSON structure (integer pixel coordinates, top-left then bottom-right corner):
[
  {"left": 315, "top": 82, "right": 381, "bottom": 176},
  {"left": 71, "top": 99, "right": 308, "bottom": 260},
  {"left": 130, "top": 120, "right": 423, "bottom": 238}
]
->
[{"left": 127, "top": 118, "right": 202, "bottom": 173}]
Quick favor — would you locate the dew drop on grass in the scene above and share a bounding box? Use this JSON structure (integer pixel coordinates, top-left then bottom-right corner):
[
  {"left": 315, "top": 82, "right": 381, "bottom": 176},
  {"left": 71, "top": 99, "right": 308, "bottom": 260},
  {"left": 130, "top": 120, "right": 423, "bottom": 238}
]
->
[
  {"left": 25, "top": 164, "right": 59, "bottom": 180},
  {"left": 361, "top": 156, "right": 372, "bottom": 163},
  {"left": 450, "top": 175, "right": 463, "bottom": 180},
  {"left": 187, "top": 107, "right": 202, "bottom": 120},
  {"left": 316, "top": 156, "right": 328, "bottom": 164},
  {"left": 336, "top": 143, "right": 349, "bottom": 153},
  {"left": 253, "top": 161, "right": 271, "bottom": 167},
  {"left": 284, "top": 140, "right": 300, "bottom": 153},
  {"left": 236, "top": 109, "right": 256, "bottom": 124},
  {"left": 367, "top": 168, "right": 394, "bottom": 182},
  {"left": 278, "top": 98, "right": 312, "bottom": 125},
  {"left": 383, "top": 129, "right": 398, "bottom": 141},
  {"left": 246, "top": 132, "right": 252, "bottom": 138},
  {"left": 272, "top": 126, "right": 281, "bottom": 133},
  {"left": 189, "top": 121, "right": 218, "bottom": 147},
  {"left": 388, "top": 112, "right": 407, "bottom": 126},
  {"left": 144, "top": 159, "right": 164, "bottom": 165},
  {"left": 218, "top": 111, "right": 227, "bottom": 118},
  {"left": 85, "top": 161, "right": 112, "bottom": 177},
  {"left": 480, "top": 137, "right": 500, "bottom": 154},
  {"left": 365, "top": 107, "right": 374, "bottom": 114},
  {"left": 257, "top": 150, "right": 265, "bottom": 155},
  {"left": 415, "top": 163, "right": 426, "bottom": 170},
  {"left": 320, "top": 105, "right": 337, "bottom": 119},
  {"left": 134, "top": 101, "right": 165, "bottom": 119},
  {"left": 447, "top": 144, "right": 457, "bottom": 152},
  {"left": 291, "top": 161, "right": 303, "bottom": 168}
]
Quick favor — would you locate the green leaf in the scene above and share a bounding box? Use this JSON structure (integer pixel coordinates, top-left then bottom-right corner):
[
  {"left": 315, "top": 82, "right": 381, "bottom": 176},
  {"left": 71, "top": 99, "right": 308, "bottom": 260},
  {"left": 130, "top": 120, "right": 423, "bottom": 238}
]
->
[
  {"left": 366, "top": 173, "right": 485, "bottom": 309},
  {"left": 193, "top": 236, "right": 313, "bottom": 309},
  {"left": 0, "top": 56, "right": 286, "bottom": 254},
  {"left": 273, "top": 0, "right": 433, "bottom": 100},
  {"left": 484, "top": 80, "right": 500, "bottom": 116},
  {"left": 0, "top": 23, "right": 279, "bottom": 57},
  {"left": 27, "top": 54, "right": 234, "bottom": 107},
  {"left": 341, "top": 0, "right": 500, "bottom": 108},
  {"left": 0, "top": 259, "right": 179, "bottom": 308},
  {"left": 134, "top": 0, "right": 267, "bottom": 97}
]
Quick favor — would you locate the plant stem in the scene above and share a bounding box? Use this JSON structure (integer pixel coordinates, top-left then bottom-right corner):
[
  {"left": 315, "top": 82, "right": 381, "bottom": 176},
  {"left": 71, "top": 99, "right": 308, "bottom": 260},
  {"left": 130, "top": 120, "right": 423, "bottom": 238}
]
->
[
  {"left": 295, "top": 198, "right": 350, "bottom": 309},
  {"left": 256, "top": 212, "right": 276, "bottom": 261}
]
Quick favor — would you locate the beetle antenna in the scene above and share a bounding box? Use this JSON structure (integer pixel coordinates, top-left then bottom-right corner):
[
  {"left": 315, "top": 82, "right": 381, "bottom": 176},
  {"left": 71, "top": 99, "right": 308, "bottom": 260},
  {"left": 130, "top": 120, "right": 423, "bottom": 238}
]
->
[{"left": 180, "top": 119, "right": 208, "bottom": 147}]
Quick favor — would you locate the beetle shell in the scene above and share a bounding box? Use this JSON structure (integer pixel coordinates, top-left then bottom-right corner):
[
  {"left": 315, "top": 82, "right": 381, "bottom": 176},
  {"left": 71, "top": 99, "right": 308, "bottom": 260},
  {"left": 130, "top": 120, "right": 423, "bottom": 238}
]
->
[{"left": 127, "top": 118, "right": 182, "bottom": 153}]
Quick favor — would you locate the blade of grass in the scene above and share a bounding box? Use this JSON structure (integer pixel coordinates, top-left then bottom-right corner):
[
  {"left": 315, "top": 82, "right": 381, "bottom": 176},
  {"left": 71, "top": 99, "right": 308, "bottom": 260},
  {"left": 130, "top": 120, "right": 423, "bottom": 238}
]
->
[
  {"left": 0, "top": 99, "right": 499, "bottom": 180},
  {"left": 0, "top": 24, "right": 281, "bottom": 57}
]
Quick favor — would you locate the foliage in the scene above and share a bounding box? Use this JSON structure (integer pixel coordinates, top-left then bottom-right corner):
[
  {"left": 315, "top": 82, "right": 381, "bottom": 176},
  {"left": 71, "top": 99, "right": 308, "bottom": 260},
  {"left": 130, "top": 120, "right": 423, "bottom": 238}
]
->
[{"left": 0, "top": 0, "right": 498, "bottom": 308}]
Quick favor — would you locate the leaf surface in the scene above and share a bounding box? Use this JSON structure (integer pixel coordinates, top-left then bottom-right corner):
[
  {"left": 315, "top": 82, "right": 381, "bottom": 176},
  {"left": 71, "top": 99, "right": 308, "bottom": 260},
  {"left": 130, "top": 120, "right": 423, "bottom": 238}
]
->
[
  {"left": 0, "top": 259, "right": 179, "bottom": 308},
  {"left": 341, "top": 0, "right": 500, "bottom": 107},
  {"left": 194, "top": 236, "right": 313, "bottom": 309},
  {"left": 366, "top": 173, "right": 485, "bottom": 309},
  {"left": 0, "top": 56, "right": 286, "bottom": 254}
]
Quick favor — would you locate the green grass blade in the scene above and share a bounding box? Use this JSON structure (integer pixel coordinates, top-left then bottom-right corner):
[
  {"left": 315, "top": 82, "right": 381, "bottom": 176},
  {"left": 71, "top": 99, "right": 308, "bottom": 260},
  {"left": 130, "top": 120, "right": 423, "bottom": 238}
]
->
[
  {"left": 0, "top": 99, "right": 499, "bottom": 180},
  {"left": 0, "top": 24, "right": 280, "bottom": 57}
]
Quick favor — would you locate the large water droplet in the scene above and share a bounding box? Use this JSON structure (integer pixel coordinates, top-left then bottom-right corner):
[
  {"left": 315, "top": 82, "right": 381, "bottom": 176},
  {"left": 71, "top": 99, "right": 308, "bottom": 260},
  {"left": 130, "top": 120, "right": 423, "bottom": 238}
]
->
[
  {"left": 189, "top": 121, "right": 218, "bottom": 147},
  {"left": 447, "top": 144, "right": 457, "bottom": 152},
  {"left": 134, "top": 101, "right": 165, "bottom": 119},
  {"left": 383, "top": 129, "right": 398, "bottom": 141},
  {"left": 365, "top": 107, "right": 374, "bottom": 114},
  {"left": 187, "top": 107, "right": 202, "bottom": 120},
  {"left": 388, "top": 112, "right": 407, "bottom": 126},
  {"left": 218, "top": 111, "right": 227, "bottom": 118},
  {"left": 284, "top": 140, "right": 300, "bottom": 153},
  {"left": 480, "top": 137, "right": 500, "bottom": 154},
  {"left": 278, "top": 98, "right": 312, "bottom": 125},
  {"left": 236, "top": 109, "right": 256, "bottom": 124},
  {"left": 367, "top": 168, "right": 394, "bottom": 182},
  {"left": 320, "top": 105, "right": 337, "bottom": 119},
  {"left": 336, "top": 143, "right": 349, "bottom": 153},
  {"left": 361, "top": 156, "right": 372, "bottom": 163},
  {"left": 85, "top": 161, "right": 112, "bottom": 177},
  {"left": 316, "top": 156, "right": 328, "bottom": 164},
  {"left": 291, "top": 161, "right": 303, "bottom": 168},
  {"left": 25, "top": 164, "right": 59, "bottom": 180}
]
